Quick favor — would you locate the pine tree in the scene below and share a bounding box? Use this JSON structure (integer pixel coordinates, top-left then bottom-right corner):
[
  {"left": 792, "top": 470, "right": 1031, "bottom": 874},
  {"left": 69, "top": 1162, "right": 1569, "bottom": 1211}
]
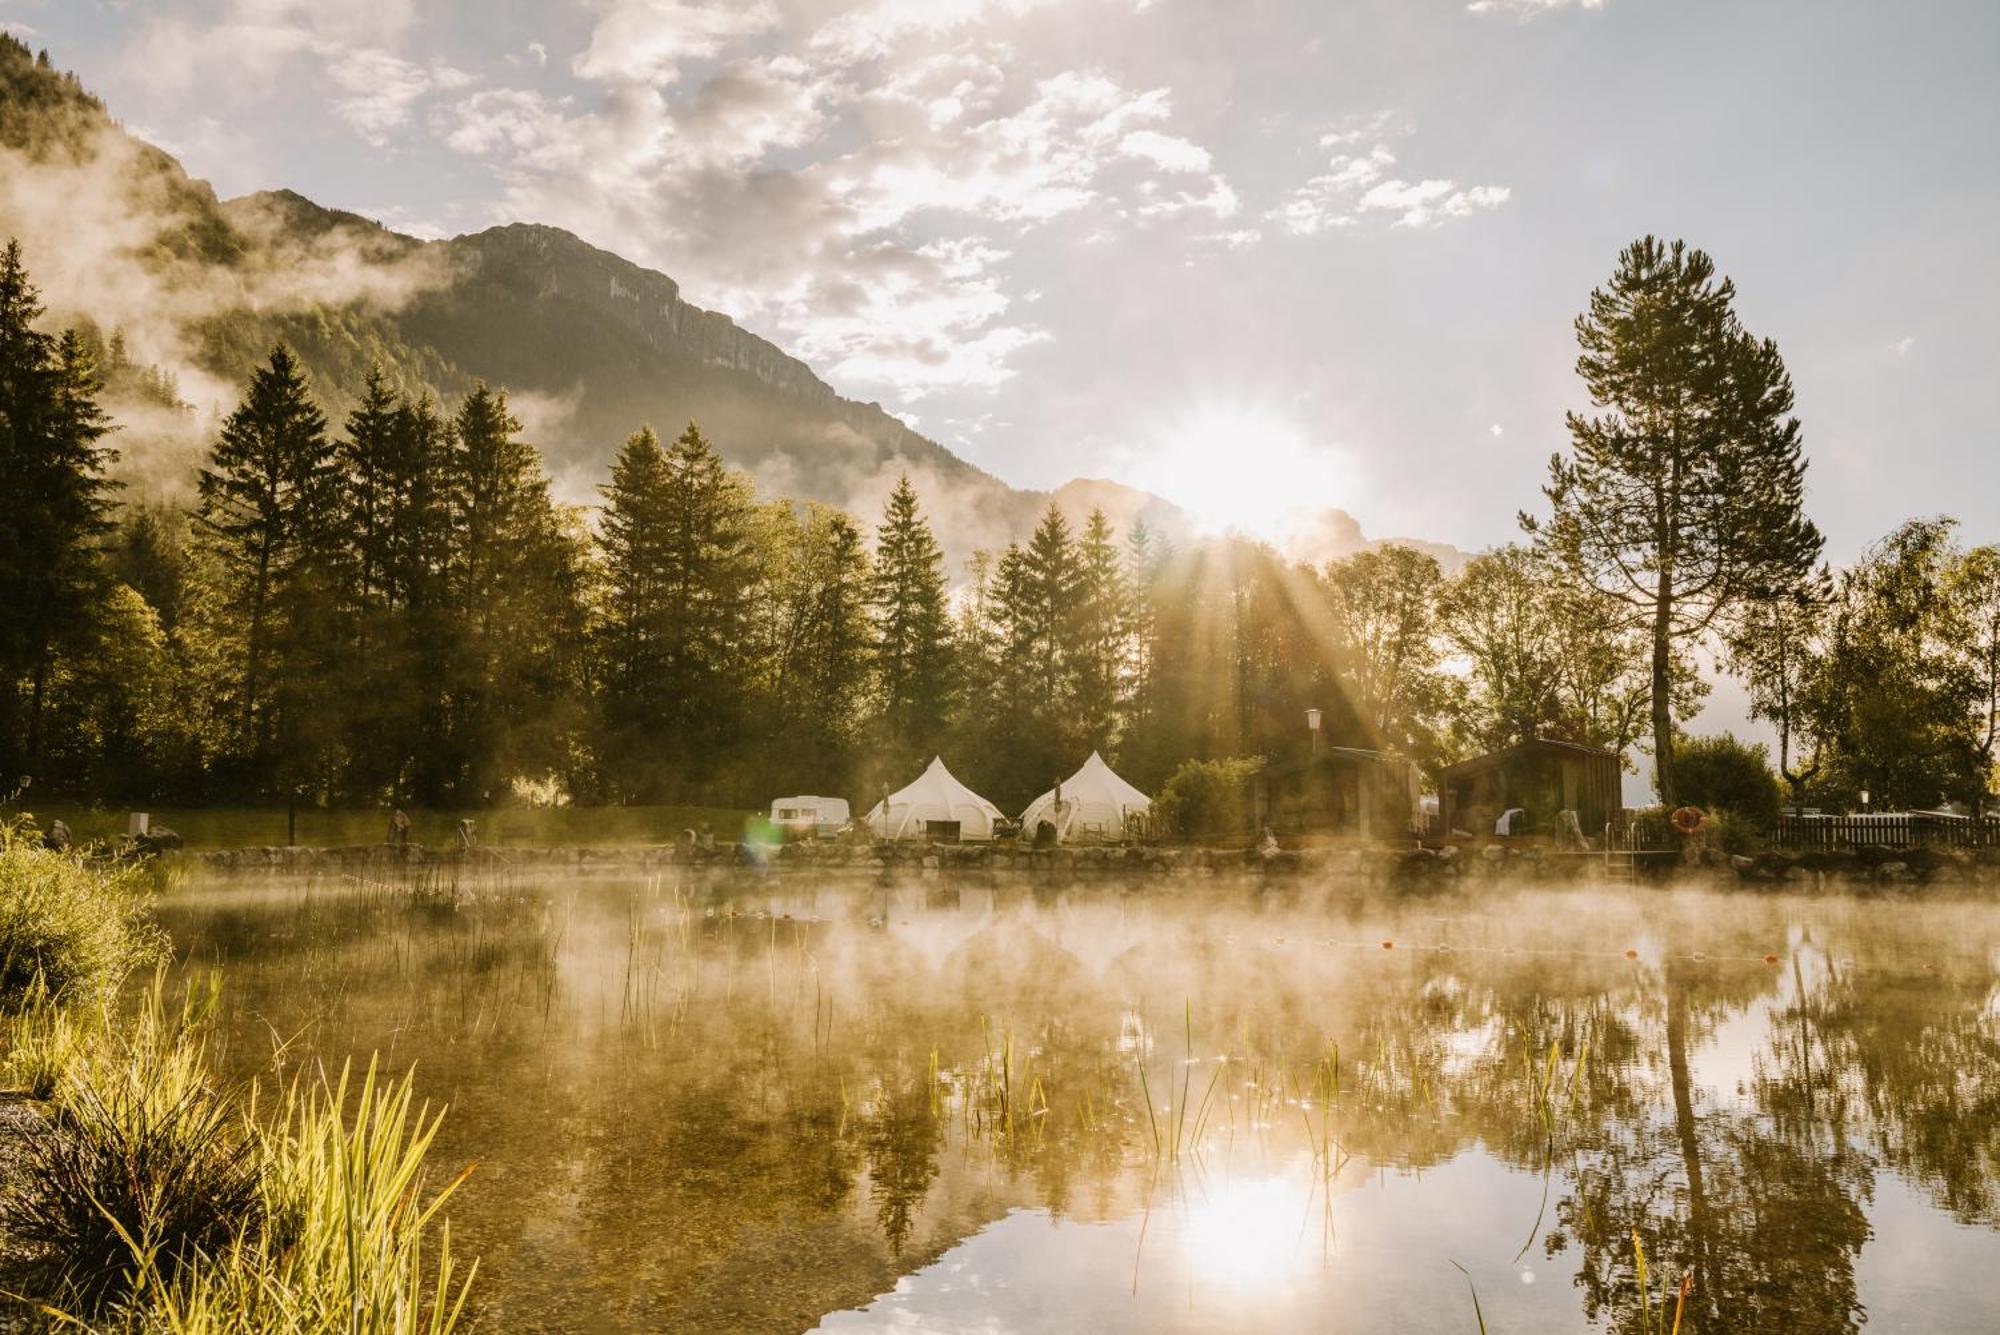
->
[
  {"left": 337, "top": 369, "right": 454, "bottom": 799},
  {"left": 1119, "top": 521, "right": 1167, "bottom": 766},
  {"left": 596, "top": 426, "right": 674, "bottom": 795},
  {"left": 1070, "top": 508, "right": 1127, "bottom": 753},
  {"left": 986, "top": 542, "right": 1041, "bottom": 800},
  {"left": 868, "top": 476, "right": 954, "bottom": 771},
  {"left": 341, "top": 365, "right": 400, "bottom": 618},
  {"left": 439, "top": 382, "right": 587, "bottom": 801},
  {"left": 1527, "top": 237, "right": 1821, "bottom": 805},
  {"left": 593, "top": 421, "right": 754, "bottom": 800},
  {"left": 193, "top": 344, "right": 337, "bottom": 791},
  {"left": 764, "top": 504, "right": 872, "bottom": 791},
  {"left": 0, "top": 244, "right": 117, "bottom": 780},
  {"left": 657, "top": 421, "right": 755, "bottom": 797}
]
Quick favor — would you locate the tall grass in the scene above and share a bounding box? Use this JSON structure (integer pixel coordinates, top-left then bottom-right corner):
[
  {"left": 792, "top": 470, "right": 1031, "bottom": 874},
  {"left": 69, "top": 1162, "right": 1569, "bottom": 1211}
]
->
[
  {"left": 0, "top": 821, "right": 165, "bottom": 1007},
  {"left": 3, "top": 983, "right": 476, "bottom": 1332},
  {"left": 0, "top": 839, "right": 476, "bottom": 1333},
  {"left": 4, "top": 977, "right": 259, "bottom": 1314}
]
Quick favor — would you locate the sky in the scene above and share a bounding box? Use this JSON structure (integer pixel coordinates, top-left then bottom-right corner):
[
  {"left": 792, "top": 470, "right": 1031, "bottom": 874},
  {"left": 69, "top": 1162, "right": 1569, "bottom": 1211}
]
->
[{"left": 3, "top": 0, "right": 1997, "bottom": 560}]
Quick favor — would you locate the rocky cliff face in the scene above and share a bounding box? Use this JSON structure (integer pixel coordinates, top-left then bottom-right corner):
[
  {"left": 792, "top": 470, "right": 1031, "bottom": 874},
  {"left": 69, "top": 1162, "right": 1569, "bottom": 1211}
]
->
[{"left": 445, "top": 222, "right": 964, "bottom": 485}]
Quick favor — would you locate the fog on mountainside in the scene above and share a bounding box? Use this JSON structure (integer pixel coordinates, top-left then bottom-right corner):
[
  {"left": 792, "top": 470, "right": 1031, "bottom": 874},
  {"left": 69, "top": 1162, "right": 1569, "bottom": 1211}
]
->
[{"left": 0, "top": 37, "right": 1462, "bottom": 570}]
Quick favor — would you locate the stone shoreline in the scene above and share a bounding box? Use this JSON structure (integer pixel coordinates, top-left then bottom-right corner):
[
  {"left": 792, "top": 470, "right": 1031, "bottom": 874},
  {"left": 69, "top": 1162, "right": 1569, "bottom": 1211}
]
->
[{"left": 185, "top": 839, "right": 2000, "bottom": 890}]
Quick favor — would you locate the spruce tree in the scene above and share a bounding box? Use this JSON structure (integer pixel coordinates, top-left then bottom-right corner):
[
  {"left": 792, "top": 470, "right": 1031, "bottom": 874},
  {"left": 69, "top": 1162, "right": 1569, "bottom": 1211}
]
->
[
  {"left": 596, "top": 421, "right": 754, "bottom": 800},
  {"left": 984, "top": 523, "right": 1074, "bottom": 807},
  {"left": 1528, "top": 237, "right": 1821, "bottom": 805},
  {"left": 194, "top": 344, "right": 337, "bottom": 790},
  {"left": 596, "top": 426, "right": 674, "bottom": 795},
  {"left": 1070, "top": 508, "right": 1127, "bottom": 753},
  {"left": 765, "top": 504, "right": 872, "bottom": 792},
  {"left": 337, "top": 368, "right": 447, "bottom": 799},
  {"left": 0, "top": 244, "right": 116, "bottom": 780},
  {"left": 868, "top": 476, "right": 954, "bottom": 771},
  {"left": 440, "top": 382, "right": 586, "bottom": 801},
  {"left": 341, "top": 365, "right": 401, "bottom": 618}
]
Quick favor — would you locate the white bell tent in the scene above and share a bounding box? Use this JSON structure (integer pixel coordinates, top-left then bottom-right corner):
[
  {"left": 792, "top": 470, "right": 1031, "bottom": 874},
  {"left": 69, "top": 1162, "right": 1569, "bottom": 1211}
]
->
[
  {"left": 1019, "top": 751, "right": 1152, "bottom": 843},
  {"left": 865, "top": 757, "right": 1004, "bottom": 842}
]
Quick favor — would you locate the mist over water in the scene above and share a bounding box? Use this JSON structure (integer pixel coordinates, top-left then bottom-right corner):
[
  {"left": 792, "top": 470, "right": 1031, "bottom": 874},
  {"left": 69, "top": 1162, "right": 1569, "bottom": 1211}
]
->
[{"left": 151, "top": 875, "right": 2000, "bottom": 1334}]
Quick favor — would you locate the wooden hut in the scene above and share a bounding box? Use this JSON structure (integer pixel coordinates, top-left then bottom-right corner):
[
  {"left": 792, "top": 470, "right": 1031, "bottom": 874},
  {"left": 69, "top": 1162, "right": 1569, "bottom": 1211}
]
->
[
  {"left": 1438, "top": 739, "right": 1622, "bottom": 840},
  {"left": 1250, "top": 748, "right": 1422, "bottom": 841}
]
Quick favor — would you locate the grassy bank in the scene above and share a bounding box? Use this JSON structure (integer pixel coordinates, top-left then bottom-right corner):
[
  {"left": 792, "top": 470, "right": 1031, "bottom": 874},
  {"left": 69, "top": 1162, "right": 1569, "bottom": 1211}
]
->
[
  {"left": 0, "top": 825, "right": 474, "bottom": 1331},
  {"left": 17, "top": 803, "right": 754, "bottom": 850}
]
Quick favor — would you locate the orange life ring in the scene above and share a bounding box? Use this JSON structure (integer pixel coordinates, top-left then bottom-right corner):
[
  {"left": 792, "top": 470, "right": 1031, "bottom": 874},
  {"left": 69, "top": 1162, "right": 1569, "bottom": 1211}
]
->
[{"left": 1670, "top": 805, "right": 1707, "bottom": 835}]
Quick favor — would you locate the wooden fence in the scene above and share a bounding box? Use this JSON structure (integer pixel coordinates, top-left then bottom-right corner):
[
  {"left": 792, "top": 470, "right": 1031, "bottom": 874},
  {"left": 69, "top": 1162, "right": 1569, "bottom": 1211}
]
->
[{"left": 1773, "top": 812, "right": 2000, "bottom": 850}]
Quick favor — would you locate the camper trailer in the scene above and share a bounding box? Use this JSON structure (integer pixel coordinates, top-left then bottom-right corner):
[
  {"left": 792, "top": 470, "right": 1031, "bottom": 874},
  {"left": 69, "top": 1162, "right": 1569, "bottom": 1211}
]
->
[{"left": 769, "top": 795, "right": 850, "bottom": 839}]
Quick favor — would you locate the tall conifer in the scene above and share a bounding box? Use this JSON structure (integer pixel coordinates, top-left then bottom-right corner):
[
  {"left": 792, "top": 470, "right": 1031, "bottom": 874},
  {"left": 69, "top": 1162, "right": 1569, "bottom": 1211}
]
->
[{"left": 868, "top": 476, "right": 953, "bottom": 770}]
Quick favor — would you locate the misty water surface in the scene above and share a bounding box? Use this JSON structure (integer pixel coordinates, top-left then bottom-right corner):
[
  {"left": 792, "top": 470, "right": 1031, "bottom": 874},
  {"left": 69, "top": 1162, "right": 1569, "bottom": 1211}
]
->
[{"left": 155, "top": 876, "right": 2000, "bottom": 1334}]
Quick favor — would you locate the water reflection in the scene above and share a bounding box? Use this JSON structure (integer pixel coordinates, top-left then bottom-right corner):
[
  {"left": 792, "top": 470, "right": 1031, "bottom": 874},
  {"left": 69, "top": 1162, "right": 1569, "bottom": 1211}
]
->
[{"left": 153, "top": 877, "right": 2000, "bottom": 1333}]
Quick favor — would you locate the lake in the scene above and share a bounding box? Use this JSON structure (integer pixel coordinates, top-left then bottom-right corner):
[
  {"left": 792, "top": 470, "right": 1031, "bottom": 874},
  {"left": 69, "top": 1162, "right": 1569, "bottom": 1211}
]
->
[{"left": 155, "top": 873, "right": 2000, "bottom": 1333}]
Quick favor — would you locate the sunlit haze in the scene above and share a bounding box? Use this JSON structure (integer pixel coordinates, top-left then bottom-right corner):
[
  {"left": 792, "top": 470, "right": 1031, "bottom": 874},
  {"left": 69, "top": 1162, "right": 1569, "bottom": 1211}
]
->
[
  {"left": 11, "top": 0, "right": 1997, "bottom": 557},
  {"left": 1123, "top": 401, "right": 1351, "bottom": 540}
]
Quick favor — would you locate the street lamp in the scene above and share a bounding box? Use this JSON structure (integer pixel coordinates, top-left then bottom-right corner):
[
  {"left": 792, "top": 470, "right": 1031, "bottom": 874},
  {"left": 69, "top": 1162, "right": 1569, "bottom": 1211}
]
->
[
  {"left": 1859, "top": 788, "right": 1871, "bottom": 814},
  {"left": 1306, "top": 707, "right": 1322, "bottom": 755}
]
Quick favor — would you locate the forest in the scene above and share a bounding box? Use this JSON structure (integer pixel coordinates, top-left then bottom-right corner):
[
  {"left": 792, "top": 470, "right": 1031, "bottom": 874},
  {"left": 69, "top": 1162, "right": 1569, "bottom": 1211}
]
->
[{"left": 3, "top": 234, "right": 1998, "bottom": 820}]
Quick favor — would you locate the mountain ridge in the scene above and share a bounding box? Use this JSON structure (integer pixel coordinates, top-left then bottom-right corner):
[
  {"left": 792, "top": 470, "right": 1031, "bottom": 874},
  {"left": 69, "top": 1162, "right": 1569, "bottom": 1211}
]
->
[{"left": 0, "top": 34, "right": 1467, "bottom": 570}]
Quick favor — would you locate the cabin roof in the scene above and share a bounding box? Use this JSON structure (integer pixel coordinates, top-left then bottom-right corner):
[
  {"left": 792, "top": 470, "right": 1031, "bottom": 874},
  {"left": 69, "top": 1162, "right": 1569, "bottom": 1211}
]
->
[{"left": 1438, "top": 737, "right": 1619, "bottom": 782}]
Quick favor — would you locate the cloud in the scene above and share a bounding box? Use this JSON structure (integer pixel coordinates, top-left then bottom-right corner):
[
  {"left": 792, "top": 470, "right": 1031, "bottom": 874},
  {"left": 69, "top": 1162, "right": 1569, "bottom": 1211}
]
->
[
  {"left": 1894, "top": 335, "right": 1916, "bottom": 358},
  {"left": 1117, "top": 129, "right": 1212, "bottom": 174},
  {"left": 328, "top": 50, "right": 471, "bottom": 146},
  {"left": 0, "top": 116, "right": 450, "bottom": 495},
  {"left": 573, "top": 0, "right": 779, "bottom": 84},
  {"left": 1466, "top": 0, "right": 1606, "bottom": 17},
  {"left": 115, "top": 0, "right": 465, "bottom": 149},
  {"left": 1272, "top": 139, "right": 1509, "bottom": 233},
  {"left": 434, "top": 2, "right": 1232, "bottom": 408}
]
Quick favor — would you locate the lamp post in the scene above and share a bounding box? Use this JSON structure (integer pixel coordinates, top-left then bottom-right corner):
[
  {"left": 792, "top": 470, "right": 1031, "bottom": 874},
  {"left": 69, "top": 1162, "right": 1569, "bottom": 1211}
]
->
[
  {"left": 1306, "top": 707, "right": 1322, "bottom": 755},
  {"left": 1859, "top": 788, "right": 1871, "bottom": 814}
]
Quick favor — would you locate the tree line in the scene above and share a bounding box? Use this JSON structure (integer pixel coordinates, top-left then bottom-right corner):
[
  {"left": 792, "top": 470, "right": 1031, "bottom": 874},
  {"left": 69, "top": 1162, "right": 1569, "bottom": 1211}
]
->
[{"left": 3, "top": 234, "right": 1994, "bottom": 818}]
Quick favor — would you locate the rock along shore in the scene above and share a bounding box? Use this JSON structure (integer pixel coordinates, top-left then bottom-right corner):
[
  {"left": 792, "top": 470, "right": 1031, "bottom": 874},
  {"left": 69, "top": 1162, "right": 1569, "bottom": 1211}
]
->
[{"left": 187, "top": 839, "right": 2000, "bottom": 892}]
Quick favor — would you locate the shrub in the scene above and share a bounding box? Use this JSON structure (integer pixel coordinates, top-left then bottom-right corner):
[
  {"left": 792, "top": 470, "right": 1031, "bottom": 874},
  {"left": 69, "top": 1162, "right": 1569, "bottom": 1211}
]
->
[
  {"left": 3, "top": 978, "right": 259, "bottom": 1315},
  {"left": 4, "top": 981, "right": 476, "bottom": 1332},
  {"left": 0, "top": 822, "right": 165, "bottom": 1008},
  {"left": 1674, "top": 733, "right": 1783, "bottom": 831},
  {"left": 1151, "top": 758, "right": 1262, "bottom": 842}
]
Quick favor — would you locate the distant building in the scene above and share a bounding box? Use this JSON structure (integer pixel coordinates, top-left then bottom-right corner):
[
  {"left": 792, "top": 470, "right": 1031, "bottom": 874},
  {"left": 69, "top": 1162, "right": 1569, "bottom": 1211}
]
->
[
  {"left": 1438, "top": 739, "right": 1622, "bottom": 839},
  {"left": 1249, "top": 748, "right": 1423, "bottom": 840}
]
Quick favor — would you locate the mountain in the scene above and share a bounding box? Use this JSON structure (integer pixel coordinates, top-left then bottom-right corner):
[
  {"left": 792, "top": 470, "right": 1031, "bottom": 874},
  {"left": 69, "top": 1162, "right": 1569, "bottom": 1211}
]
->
[{"left": 0, "top": 35, "right": 1465, "bottom": 570}]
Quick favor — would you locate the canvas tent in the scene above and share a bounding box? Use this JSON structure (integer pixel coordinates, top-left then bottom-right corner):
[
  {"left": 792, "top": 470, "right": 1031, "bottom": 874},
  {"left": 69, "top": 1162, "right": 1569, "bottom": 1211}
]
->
[
  {"left": 1020, "top": 752, "right": 1152, "bottom": 843},
  {"left": 865, "top": 758, "right": 1004, "bottom": 842}
]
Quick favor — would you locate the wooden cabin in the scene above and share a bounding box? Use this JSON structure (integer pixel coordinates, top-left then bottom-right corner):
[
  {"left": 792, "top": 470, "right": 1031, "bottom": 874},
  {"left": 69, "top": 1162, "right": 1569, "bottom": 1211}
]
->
[
  {"left": 1250, "top": 748, "right": 1423, "bottom": 841},
  {"left": 1438, "top": 739, "right": 1622, "bottom": 840}
]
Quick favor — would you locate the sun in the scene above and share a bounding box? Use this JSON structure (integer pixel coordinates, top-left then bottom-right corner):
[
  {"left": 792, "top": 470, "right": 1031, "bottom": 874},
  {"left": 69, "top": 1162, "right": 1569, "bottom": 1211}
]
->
[
  {"left": 1126, "top": 400, "right": 1347, "bottom": 542},
  {"left": 1178, "top": 1173, "right": 1315, "bottom": 1290}
]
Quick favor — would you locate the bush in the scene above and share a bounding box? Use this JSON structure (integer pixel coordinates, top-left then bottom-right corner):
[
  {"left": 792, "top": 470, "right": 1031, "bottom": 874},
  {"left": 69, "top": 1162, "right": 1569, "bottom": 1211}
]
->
[
  {"left": 1151, "top": 758, "right": 1261, "bottom": 842},
  {"left": 0, "top": 822, "right": 165, "bottom": 1008},
  {"left": 3, "top": 978, "right": 259, "bottom": 1315},
  {"left": 3, "top": 980, "right": 475, "bottom": 1332},
  {"left": 1673, "top": 734, "right": 1782, "bottom": 831}
]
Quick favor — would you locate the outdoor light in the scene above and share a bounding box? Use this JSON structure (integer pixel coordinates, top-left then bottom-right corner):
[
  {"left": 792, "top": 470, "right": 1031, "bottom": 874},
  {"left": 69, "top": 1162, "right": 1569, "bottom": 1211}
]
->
[
  {"left": 1306, "top": 707, "right": 1322, "bottom": 753},
  {"left": 1860, "top": 789, "right": 1871, "bottom": 812}
]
